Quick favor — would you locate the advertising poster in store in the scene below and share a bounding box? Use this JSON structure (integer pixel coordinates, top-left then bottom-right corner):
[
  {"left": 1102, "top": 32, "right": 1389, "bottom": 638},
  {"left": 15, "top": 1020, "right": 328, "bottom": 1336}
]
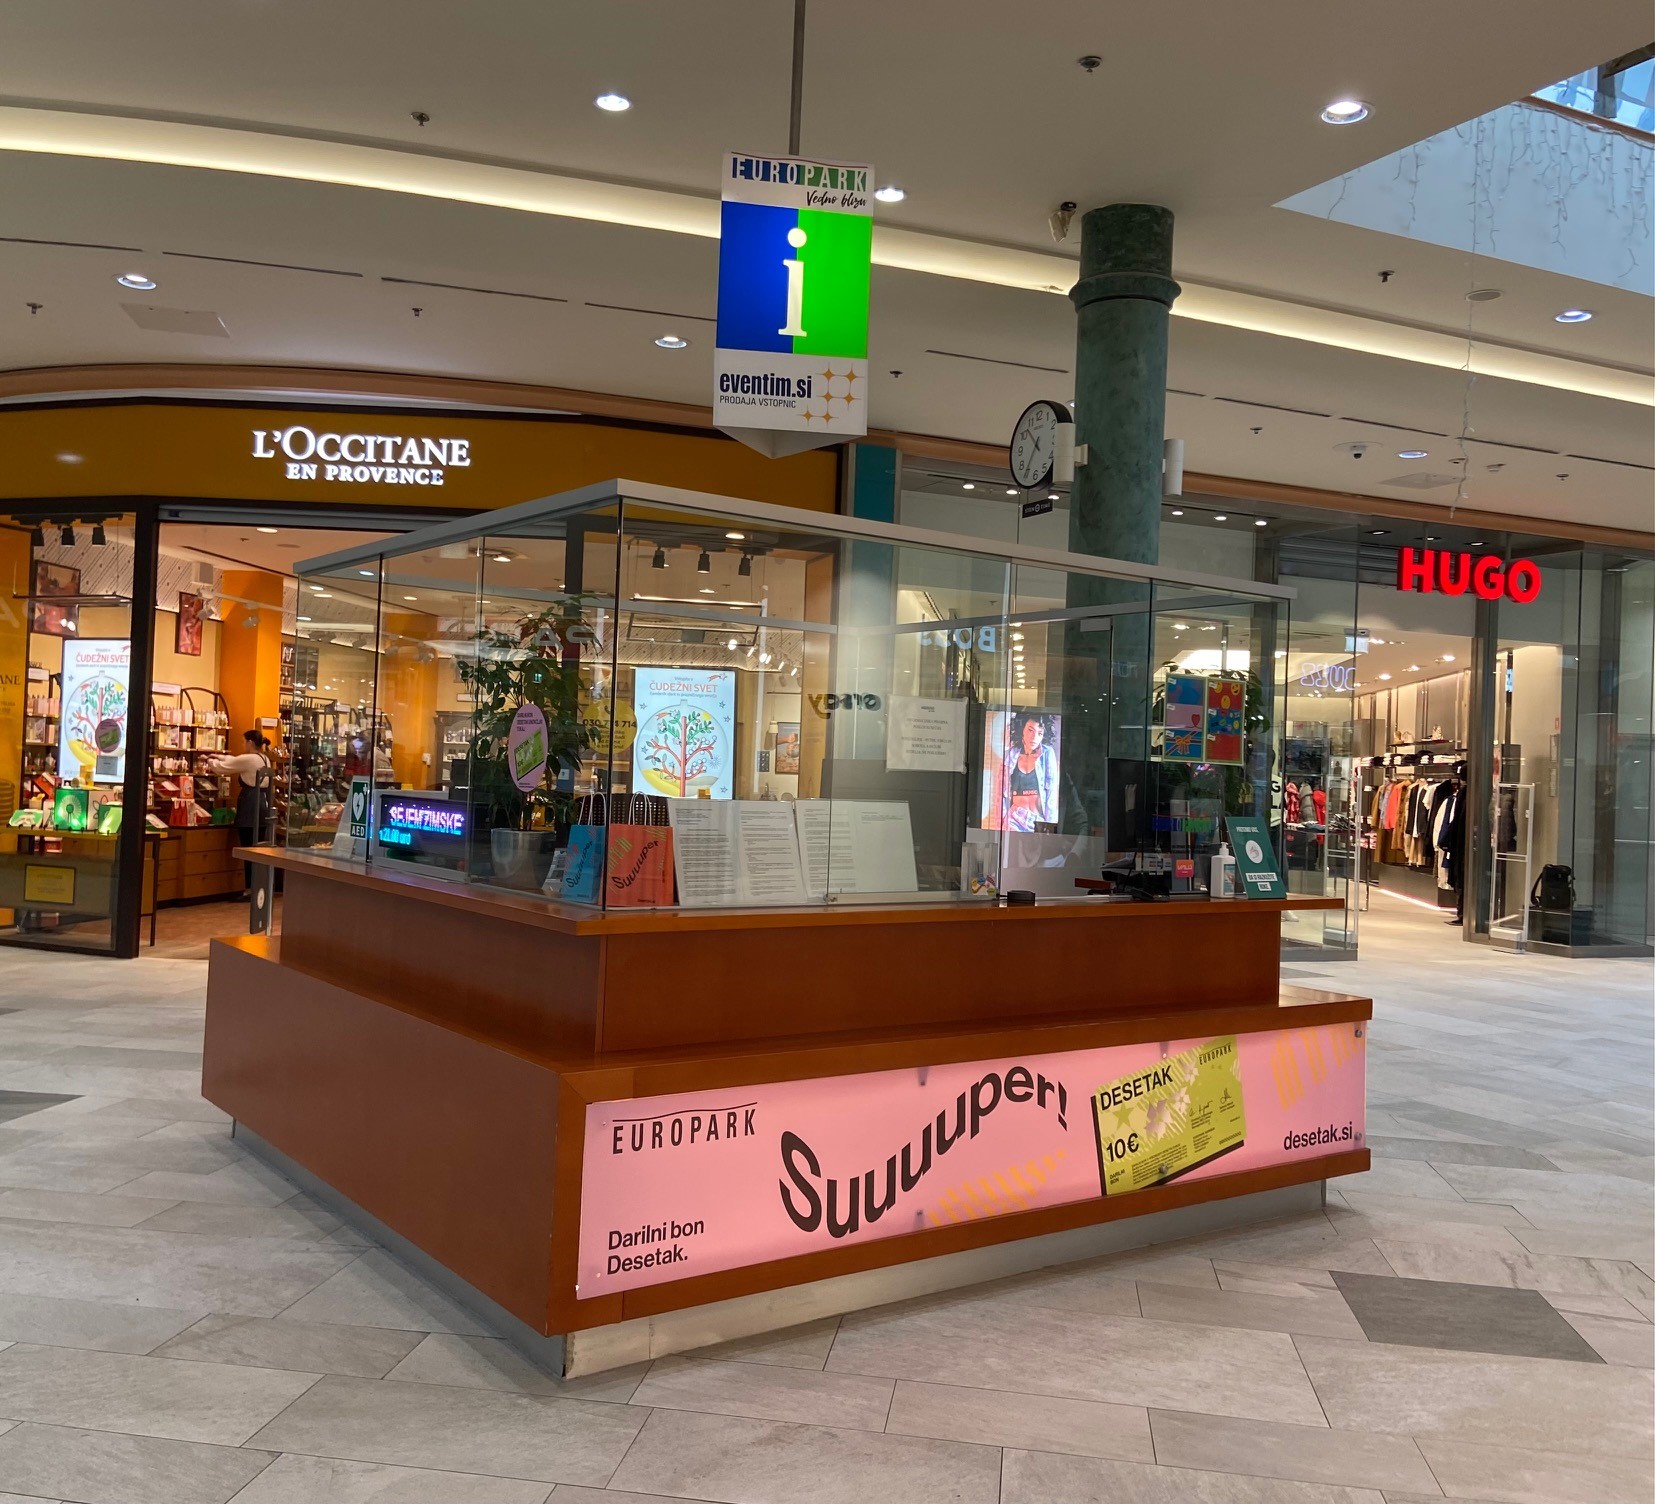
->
[
  {"left": 578, "top": 1021, "right": 1365, "bottom": 1295},
  {"left": 57, "top": 638, "right": 132, "bottom": 786},
  {"left": 713, "top": 151, "right": 872, "bottom": 453},
  {"left": 1204, "top": 673, "right": 1247, "bottom": 764},
  {"left": 979, "top": 709, "right": 1061, "bottom": 831},
  {"left": 1162, "top": 672, "right": 1205, "bottom": 761},
  {"left": 29, "top": 561, "right": 79, "bottom": 638},
  {"left": 633, "top": 668, "right": 736, "bottom": 799},
  {"left": 175, "top": 592, "right": 205, "bottom": 657}
]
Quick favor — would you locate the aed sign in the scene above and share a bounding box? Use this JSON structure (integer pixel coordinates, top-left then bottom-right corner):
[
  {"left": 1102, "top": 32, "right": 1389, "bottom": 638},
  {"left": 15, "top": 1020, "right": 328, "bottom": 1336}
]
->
[
  {"left": 1396, "top": 548, "right": 1541, "bottom": 603},
  {"left": 252, "top": 427, "right": 473, "bottom": 487}
]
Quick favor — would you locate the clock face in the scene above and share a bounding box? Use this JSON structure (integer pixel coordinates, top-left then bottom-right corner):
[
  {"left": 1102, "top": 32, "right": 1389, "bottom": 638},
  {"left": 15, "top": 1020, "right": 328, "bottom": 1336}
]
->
[{"left": 1010, "top": 401, "right": 1064, "bottom": 489}]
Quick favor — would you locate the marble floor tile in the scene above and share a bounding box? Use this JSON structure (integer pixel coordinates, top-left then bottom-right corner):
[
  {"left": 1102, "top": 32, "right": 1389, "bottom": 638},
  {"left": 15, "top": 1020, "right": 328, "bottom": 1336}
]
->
[
  {"left": 1325, "top": 1212, "right": 1530, "bottom": 1252},
  {"left": 0, "top": 1218, "right": 358, "bottom": 1315},
  {"left": 631, "top": 1354, "right": 894, "bottom": 1430},
  {"left": 1374, "top": 1240, "right": 1653, "bottom": 1301},
  {"left": 1212, "top": 1261, "right": 1351, "bottom": 1297},
  {"left": 1000, "top": 1448, "right": 1388, "bottom": 1503},
  {"left": 0, "top": 1421, "right": 273, "bottom": 1504},
  {"left": 117, "top": 1161, "right": 297, "bottom": 1207},
  {"left": 968, "top": 1264, "right": 1143, "bottom": 1318},
  {"left": 0, "top": 1343, "right": 320, "bottom": 1445},
  {"left": 1135, "top": 1279, "right": 1367, "bottom": 1339},
  {"left": 1380, "top": 1101, "right": 1559, "bottom": 1151},
  {"left": 134, "top": 1195, "right": 349, "bottom": 1241},
  {"left": 0, "top": 1186, "right": 182, "bottom": 1228},
  {"left": 1363, "top": 1137, "right": 1559, "bottom": 1171},
  {"left": 1294, "top": 1334, "right": 1655, "bottom": 1457},
  {"left": 1558, "top": 1310, "right": 1655, "bottom": 1367},
  {"left": 245, "top": 1374, "right": 645, "bottom": 1485},
  {"left": 1340, "top": 1158, "right": 1468, "bottom": 1202},
  {"left": 384, "top": 1333, "right": 647, "bottom": 1401},
  {"left": 0, "top": 1290, "right": 204, "bottom": 1354},
  {"left": 885, "top": 1379, "right": 1152, "bottom": 1462},
  {"left": 223, "top": 1453, "right": 553, "bottom": 1503},
  {"left": 1418, "top": 1437, "right": 1655, "bottom": 1504},
  {"left": 1331, "top": 1272, "right": 1602, "bottom": 1362},
  {"left": 1335, "top": 1192, "right": 1532, "bottom": 1228},
  {"left": 274, "top": 1250, "right": 491, "bottom": 1335},
  {"left": 1432, "top": 1165, "right": 1650, "bottom": 1225},
  {"left": 154, "top": 1313, "right": 424, "bottom": 1377},
  {"left": 1173, "top": 1221, "right": 1397, "bottom": 1277},
  {"left": 828, "top": 1298, "right": 1327, "bottom": 1424},
  {"left": 1072, "top": 1250, "right": 1220, "bottom": 1290},
  {"left": 1509, "top": 1223, "right": 1655, "bottom": 1263},
  {"left": 607, "top": 1406, "right": 1002, "bottom": 1504},
  {"left": 1539, "top": 1289, "right": 1650, "bottom": 1321},
  {"left": 691, "top": 1315, "right": 842, "bottom": 1370},
  {"left": 1147, "top": 1410, "right": 1439, "bottom": 1493}
]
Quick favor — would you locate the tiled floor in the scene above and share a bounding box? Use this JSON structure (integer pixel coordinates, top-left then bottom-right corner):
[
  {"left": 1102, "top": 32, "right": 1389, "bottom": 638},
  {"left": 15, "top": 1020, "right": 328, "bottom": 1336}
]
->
[{"left": 0, "top": 891, "right": 1647, "bottom": 1503}]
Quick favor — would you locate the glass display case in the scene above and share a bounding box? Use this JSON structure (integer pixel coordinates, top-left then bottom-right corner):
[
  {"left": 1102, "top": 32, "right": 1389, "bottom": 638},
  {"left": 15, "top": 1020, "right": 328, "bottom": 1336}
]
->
[{"left": 287, "top": 482, "right": 1294, "bottom": 912}]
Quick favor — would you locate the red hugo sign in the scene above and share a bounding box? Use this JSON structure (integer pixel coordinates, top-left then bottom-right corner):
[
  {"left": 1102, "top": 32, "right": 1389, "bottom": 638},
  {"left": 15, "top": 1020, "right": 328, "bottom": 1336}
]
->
[{"left": 1397, "top": 548, "right": 1542, "bottom": 603}]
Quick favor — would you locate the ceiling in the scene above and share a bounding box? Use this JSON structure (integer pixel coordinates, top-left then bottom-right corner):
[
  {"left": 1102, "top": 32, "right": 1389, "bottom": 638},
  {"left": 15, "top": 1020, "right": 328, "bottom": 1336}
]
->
[{"left": 1, "top": 1, "right": 1650, "bottom": 534}]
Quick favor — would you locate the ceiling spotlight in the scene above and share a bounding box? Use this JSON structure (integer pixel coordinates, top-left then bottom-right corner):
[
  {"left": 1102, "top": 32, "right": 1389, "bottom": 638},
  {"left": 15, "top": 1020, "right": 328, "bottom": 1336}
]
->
[
  {"left": 55, "top": 452, "right": 83, "bottom": 464},
  {"left": 1554, "top": 308, "right": 1593, "bottom": 323},
  {"left": 1398, "top": 449, "right": 1429, "bottom": 460},
  {"left": 696, "top": 549, "right": 711, "bottom": 573},
  {"left": 727, "top": 637, "right": 739, "bottom": 651},
  {"left": 595, "top": 93, "right": 631, "bottom": 112},
  {"left": 1320, "top": 99, "right": 1371, "bottom": 124},
  {"left": 28, "top": 522, "right": 44, "bottom": 548},
  {"left": 874, "top": 185, "right": 906, "bottom": 203},
  {"left": 115, "top": 272, "right": 156, "bottom": 290},
  {"left": 649, "top": 547, "right": 667, "bottom": 570},
  {"left": 90, "top": 522, "right": 106, "bottom": 546},
  {"left": 1212, "top": 514, "right": 1228, "bottom": 522},
  {"left": 1378, "top": 673, "right": 1392, "bottom": 681},
  {"left": 737, "top": 553, "right": 752, "bottom": 577},
  {"left": 655, "top": 333, "right": 688, "bottom": 349},
  {"left": 56, "top": 522, "right": 77, "bottom": 546}
]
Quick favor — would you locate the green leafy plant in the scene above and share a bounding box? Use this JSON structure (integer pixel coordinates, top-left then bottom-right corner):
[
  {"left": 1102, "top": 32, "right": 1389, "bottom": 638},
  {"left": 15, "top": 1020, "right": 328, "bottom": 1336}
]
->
[{"left": 457, "top": 602, "right": 596, "bottom": 834}]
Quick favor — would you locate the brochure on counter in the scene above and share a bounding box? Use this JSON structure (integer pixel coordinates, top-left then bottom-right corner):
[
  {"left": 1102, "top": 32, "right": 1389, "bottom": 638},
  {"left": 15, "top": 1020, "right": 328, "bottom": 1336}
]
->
[{"left": 666, "top": 798, "right": 917, "bottom": 907}]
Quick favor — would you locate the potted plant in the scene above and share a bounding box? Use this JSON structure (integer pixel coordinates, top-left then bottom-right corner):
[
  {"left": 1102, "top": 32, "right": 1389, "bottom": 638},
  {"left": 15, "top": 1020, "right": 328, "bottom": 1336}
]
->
[{"left": 457, "top": 603, "right": 594, "bottom": 889}]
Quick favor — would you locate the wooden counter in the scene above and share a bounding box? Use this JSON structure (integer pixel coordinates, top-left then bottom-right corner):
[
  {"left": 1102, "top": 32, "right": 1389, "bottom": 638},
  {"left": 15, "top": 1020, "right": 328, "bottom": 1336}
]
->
[{"left": 204, "top": 847, "right": 1370, "bottom": 1366}]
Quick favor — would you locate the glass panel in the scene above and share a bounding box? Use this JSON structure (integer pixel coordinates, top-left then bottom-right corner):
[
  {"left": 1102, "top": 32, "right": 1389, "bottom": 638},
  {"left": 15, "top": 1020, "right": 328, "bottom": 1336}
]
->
[
  {"left": 282, "top": 560, "right": 384, "bottom": 851},
  {"left": 2, "top": 512, "right": 137, "bottom": 953}
]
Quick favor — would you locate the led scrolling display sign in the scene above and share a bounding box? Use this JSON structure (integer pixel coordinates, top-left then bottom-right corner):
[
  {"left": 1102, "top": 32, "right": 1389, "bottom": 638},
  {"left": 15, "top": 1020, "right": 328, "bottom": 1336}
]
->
[{"left": 1396, "top": 548, "right": 1542, "bottom": 603}]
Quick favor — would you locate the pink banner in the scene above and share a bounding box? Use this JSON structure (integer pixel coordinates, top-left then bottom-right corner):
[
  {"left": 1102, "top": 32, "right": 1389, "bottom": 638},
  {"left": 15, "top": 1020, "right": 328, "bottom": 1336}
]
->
[{"left": 577, "top": 1021, "right": 1365, "bottom": 1296}]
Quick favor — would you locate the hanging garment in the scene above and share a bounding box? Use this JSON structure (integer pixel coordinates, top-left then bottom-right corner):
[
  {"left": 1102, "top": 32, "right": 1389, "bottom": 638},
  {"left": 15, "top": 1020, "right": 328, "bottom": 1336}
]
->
[
  {"left": 1285, "top": 782, "right": 1302, "bottom": 823},
  {"left": 1311, "top": 786, "right": 1327, "bottom": 824},
  {"left": 1424, "top": 780, "right": 1453, "bottom": 859},
  {"left": 1432, "top": 788, "right": 1465, "bottom": 892}
]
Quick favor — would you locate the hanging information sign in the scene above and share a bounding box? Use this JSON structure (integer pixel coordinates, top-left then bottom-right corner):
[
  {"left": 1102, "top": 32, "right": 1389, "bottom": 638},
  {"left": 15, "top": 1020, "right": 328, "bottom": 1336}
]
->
[{"left": 714, "top": 151, "right": 872, "bottom": 456}]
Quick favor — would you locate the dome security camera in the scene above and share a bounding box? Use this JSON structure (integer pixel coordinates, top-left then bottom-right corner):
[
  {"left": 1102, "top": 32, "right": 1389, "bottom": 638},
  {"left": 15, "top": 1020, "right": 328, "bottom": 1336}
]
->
[{"left": 1334, "top": 441, "right": 1370, "bottom": 460}]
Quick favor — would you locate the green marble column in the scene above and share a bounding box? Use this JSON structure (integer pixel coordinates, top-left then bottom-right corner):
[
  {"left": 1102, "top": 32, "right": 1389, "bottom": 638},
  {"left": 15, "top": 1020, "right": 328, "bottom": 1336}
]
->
[
  {"left": 1068, "top": 203, "right": 1180, "bottom": 564},
  {"left": 1061, "top": 205, "right": 1180, "bottom": 834}
]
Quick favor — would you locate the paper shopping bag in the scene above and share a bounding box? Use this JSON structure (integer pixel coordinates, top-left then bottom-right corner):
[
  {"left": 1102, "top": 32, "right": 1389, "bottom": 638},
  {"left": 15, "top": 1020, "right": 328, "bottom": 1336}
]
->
[{"left": 603, "top": 823, "right": 674, "bottom": 907}]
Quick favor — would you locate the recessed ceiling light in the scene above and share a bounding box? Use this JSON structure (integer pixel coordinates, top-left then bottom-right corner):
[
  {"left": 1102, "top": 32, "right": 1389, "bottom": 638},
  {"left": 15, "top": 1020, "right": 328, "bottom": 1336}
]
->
[
  {"left": 724, "top": 531, "right": 745, "bottom": 541},
  {"left": 55, "top": 452, "right": 82, "bottom": 464},
  {"left": 1554, "top": 308, "right": 1593, "bottom": 323},
  {"left": 403, "top": 594, "right": 418, "bottom": 601},
  {"left": 1378, "top": 673, "right": 1392, "bottom": 681},
  {"left": 297, "top": 615, "right": 312, "bottom": 623},
  {"left": 492, "top": 553, "right": 513, "bottom": 564},
  {"left": 1254, "top": 519, "right": 1267, "bottom": 527},
  {"left": 655, "top": 333, "right": 688, "bottom": 349},
  {"left": 1441, "top": 653, "right": 1456, "bottom": 663},
  {"left": 312, "top": 591, "right": 332, "bottom": 599},
  {"left": 1011, "top": 632, "right": 1024, "bottom": 641},
  {"left": 1170, "top": 509, "right": 1183, "bottom": 516},
  {"left": 874, "top": 185, "right": 906, "bottom": 204},
  {"left": 358, "top": 569, "right": 375, "bottom": 577},
  {"left": 115, "top": 272, "right": 156, "bottom": 290},
  {"left": 699, "top": 587, "right": 715, "bottom": 594},
  {"left": 1466, "top": 288, "right": 1502, "bottom": 303},
  {"left": 1398, "top": 449, "right": 1429, "bottom": 460},
  {"left": 962, "top": 482, "right": 975, "bottom": 490},
  {"left": 1369, "top": 529, "right": 1389, "bottom": 537},
  {"left": 1320, "top": 99, "right": 1370, "bottom": 124},
  {"left": 595, "top": 93, "right": 631, "bottom": 112},
  {"left": 1424, "top": 535, "right": 1438, "bottom": 542},
  {"left": 1407, "top": 663, "right": 1420, "bottom": 671},
  {"left": 1173, "top": 622, "right": 1189, "bottom": 631},
  {"left": 256, "top": 525, "right": 279, "bottom": 534},
  {"left": 1470, "top": 540, "right": 1485, "bottom": 547},
  {"left": 1047, "top": 493, "right": 1060, "bottom": 502},
  {"left": 1005, "top": 489, "right": 1019, "bottom": 496},
  {"left": 1212, "top": 514, "right": 1227, "bottom": 522}
]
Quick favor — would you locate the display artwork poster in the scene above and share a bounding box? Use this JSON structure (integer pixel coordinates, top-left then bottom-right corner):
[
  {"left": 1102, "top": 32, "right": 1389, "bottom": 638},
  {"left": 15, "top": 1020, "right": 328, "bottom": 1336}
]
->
[
  {"left": 885, "top": 696, "right": 966, "bottom": 774},
  {"left": 1205, "top": 674, "right": 1247, "bottom": 764},
  {"left": 979, "top": 709, "right": 1062, "bottom": 831},
  {"left": 57, "top": 638, "right": 131, "bottom": 785},
  {"left": 578, "top": 1021, "right": 1366, "bottom": 1295},
  {"left": 175, "top": 592, "right": 205, "bottom": 658},
  {"left": 633, "top": 668, "right": 736, "bottom": 799},
  {"left": 714, "top": 151, "right": 872, "bottom": 453},
  {"left": 1162, "top": 673, "right": 1205, "bottom": 761}
]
